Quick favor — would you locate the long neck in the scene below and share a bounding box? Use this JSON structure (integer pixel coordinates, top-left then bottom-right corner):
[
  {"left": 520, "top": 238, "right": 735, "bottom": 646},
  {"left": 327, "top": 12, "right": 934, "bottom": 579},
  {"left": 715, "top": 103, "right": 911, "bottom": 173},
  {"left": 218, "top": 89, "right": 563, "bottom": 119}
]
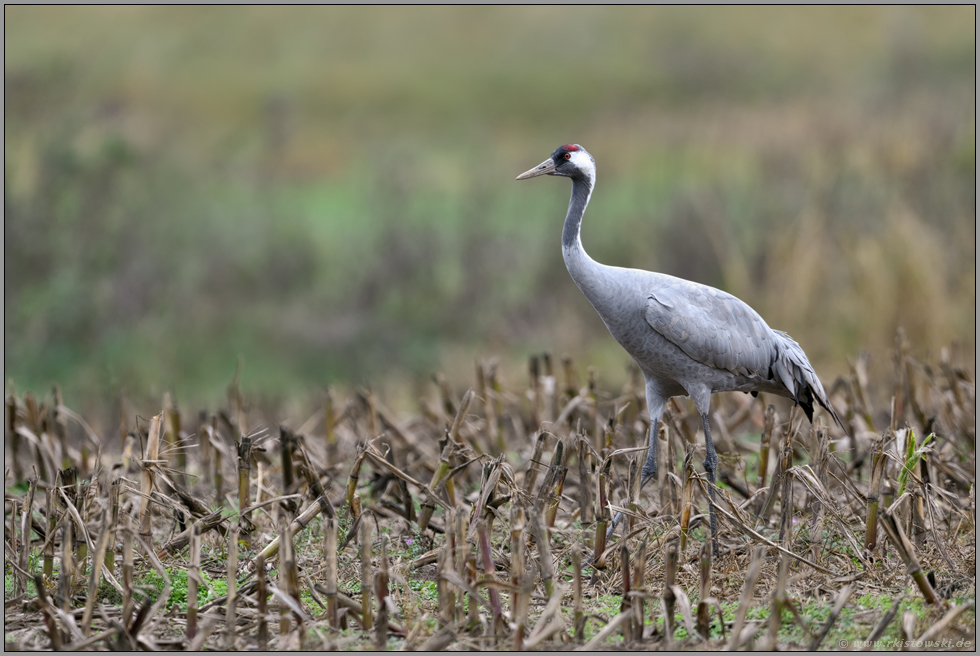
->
[
  {"left": 561, "top": 174, "right": 593, "bottom": 251},
  {"left": 562, "top": 173, "right": 602, "bottom": 290},
  {"left": 560, "top": 171, "right": 642, "bottom": 323}
]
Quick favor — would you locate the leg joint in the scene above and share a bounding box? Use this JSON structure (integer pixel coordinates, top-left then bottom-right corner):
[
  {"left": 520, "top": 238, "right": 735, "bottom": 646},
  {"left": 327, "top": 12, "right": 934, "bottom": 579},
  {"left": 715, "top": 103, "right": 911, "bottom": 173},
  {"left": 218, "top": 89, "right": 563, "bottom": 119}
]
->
[{"left": 641, "top": 461, "right": 658, "bottom": 480}]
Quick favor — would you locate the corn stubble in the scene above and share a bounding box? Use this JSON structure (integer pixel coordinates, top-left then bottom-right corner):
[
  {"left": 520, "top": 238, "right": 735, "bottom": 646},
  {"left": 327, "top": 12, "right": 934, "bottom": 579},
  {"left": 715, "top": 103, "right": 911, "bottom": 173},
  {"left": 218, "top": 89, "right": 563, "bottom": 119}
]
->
[{"left": 1, "top": 340, "right": 975, "bottom": 650}]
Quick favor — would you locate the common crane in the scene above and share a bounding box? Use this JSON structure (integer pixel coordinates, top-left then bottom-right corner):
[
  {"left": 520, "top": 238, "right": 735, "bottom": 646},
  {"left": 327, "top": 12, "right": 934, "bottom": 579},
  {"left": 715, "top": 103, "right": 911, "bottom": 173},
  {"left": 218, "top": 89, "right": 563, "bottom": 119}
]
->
[{"left": 516, "top": 144, "right": 842, "bottom": 551}]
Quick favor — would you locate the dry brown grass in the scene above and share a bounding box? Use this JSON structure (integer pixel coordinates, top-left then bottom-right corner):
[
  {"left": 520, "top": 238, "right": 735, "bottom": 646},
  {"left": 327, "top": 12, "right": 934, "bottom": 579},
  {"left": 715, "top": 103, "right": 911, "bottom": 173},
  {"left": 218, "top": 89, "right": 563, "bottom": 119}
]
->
[{"left": 3, "top": 337, "right": 975, "bottom": 650}]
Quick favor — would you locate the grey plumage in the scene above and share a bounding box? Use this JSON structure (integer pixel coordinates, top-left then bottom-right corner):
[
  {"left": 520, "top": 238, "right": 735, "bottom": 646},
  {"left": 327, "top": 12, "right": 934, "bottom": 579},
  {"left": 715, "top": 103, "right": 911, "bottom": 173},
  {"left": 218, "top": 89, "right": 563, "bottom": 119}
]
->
[{"left": 517, "top": 143, "right": 841, "bottom": 551}]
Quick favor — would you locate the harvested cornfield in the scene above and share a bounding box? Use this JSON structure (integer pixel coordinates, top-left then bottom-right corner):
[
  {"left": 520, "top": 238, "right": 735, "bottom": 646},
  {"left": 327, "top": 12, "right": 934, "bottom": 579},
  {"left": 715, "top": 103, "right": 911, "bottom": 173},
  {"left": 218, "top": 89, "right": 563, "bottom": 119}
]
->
[{"left": 3, "top": 341, "right": 975, "bottom": 650}]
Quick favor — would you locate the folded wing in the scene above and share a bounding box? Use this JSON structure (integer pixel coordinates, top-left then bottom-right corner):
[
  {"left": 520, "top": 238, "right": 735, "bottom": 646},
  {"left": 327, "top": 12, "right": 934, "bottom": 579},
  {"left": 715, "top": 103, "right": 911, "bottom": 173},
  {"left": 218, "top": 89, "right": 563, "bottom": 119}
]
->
[{"left": 645, "top": 279, "right": 776, "bottom": 379}]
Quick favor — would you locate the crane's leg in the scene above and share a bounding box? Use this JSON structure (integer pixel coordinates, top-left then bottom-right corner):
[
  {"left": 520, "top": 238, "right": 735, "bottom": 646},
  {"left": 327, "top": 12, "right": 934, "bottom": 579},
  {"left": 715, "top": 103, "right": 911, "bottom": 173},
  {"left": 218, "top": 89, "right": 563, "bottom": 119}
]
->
[
  {"left": 606, "top": 388, "right": 664, "bottom": 540},
  {"left": 640, "top": 384, "right": 666, "bottom": 490},
  {"left": 701, "top": 412, "right": 720, "bottom": 557},
  {"left": 639, "top": 409, "right": 660, "bottom": 489}
]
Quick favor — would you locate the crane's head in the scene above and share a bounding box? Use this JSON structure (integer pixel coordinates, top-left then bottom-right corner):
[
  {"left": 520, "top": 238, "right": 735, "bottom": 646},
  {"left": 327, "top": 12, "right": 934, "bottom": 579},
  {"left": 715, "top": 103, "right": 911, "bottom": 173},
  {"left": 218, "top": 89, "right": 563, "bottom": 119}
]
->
[{"left": 516, "top": 144, "right": 595, "bottom": 182}]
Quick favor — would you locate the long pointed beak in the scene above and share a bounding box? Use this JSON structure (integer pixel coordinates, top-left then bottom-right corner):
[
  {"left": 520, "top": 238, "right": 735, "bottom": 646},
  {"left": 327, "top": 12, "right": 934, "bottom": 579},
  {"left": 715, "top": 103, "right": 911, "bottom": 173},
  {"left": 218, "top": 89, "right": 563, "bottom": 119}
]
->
[{"left": 516, "top": 158, "right": 556, "bottom": 180}]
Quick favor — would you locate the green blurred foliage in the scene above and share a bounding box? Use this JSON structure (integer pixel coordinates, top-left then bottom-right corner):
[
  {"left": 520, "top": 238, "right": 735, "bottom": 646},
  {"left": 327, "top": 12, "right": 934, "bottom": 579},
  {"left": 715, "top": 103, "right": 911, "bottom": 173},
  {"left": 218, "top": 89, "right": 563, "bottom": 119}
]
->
[{"left": 4, "top": 6, "right": 975, "bottom": 405}]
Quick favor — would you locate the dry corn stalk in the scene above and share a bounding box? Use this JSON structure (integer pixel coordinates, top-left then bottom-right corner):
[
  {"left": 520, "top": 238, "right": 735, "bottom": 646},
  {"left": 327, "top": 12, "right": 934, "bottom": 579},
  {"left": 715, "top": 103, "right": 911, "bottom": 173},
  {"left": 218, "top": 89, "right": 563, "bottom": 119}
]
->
[
  {"left": 121, "top": 521, "right": 134, "bottom": 625},
  {"left": 81, "top": 512, "right": 112, "bottom": 636},
  {"left": 212, "top": 419, "right": 224, "bottom": 508},
  {"left": 225, "top": 523, "right": 238, "bottom": 650},
  {"left": 59, "top": 522, "right": 72, "bottom": 613},
  {"left": 680, "top": 446, "right": 695, "bottom": 550},
  {"left": 418, "top": 439, "right": 456, "bottom": 534},
  {"left": 865, "top": 434, "right": 887, "bottom": 551},
  {"left": 627, "top": 457, "right": 640, "bottom": 533},
  {"left": 476, "top": 518, "right": 503, "bottom": 625},
  {"left": 523, "top": 431, "right": 547, "bottom": 495},
  {"left": 358, "top": 516, "right": 371, "bottom": 631},
  {"left": 620, "top": 543, "right": 633, "bottom": 643},
  {"left": 44, "top": 488, "right": 56, "bottom": 581},
  {"left": 186, "top": 523, "right": 201, "bottom": 641},
  {"left": 572, "top": 543, "right": 584, "bottom": 643},
  {"left": 509, "top": 504, "right": 525, "bottom": 620},
  {"left": 878, "top": 509, "right": 938, "bottom": 604},
  {"left": 437, "top": 546, "right": 452, "bottom": 628},
  {"left": 375, "top": 536, "right": 390, "bottom": 649},
  {"left": 528, "top": 506, "right": 554, "bottom": 597},
  {"left": 237, "top": 436, "right": 253, "bottom": 542},
  {"left": 253, "top": 496, "right": 331, "bottom": 565},
  {"left": 543, "top": 441, "right": 568, "bottom": 528},
  {"left": 592, "top": 458, "right": 611, "bottom": 568},
  {"left": 138, "top": 414, "right": 163, "bottom": 539},
  {"left": 696, "top": 540, "right": 713, "bottom": 640},
  {"left": 631, "top": 537, "right": 648, "bottom": 640},
  {"left": 256, "top": 552, "right": 268, "bottom": 649},
  {"left": 663, "top": 540, "right": 678, "bottom": 642},
  {"left": 345, "top": 441, "right": 367, "bottom": 512}
]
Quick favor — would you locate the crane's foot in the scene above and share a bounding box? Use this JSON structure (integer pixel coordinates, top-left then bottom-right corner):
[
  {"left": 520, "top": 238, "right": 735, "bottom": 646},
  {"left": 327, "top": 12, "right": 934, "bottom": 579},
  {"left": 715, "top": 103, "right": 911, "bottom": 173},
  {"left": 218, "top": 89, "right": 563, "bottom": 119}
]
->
[{"left": 604, "top": 470, "right": 656, "bottom": 542}]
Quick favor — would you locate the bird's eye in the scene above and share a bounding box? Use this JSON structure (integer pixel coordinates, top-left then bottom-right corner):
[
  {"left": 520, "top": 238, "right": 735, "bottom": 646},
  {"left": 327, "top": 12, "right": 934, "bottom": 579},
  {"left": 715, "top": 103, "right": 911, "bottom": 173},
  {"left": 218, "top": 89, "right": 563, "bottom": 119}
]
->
[{"left": 563, "top": 153, "right": 571, "bottom": 160}]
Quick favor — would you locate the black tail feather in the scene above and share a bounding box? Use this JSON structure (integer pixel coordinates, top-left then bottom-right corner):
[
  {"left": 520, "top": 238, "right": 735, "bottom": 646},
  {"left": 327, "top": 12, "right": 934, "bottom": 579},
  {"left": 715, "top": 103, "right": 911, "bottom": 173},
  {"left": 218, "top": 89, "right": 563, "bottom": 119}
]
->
[{"left": 773, "top": 330, "right": 847, "bottom": 434}]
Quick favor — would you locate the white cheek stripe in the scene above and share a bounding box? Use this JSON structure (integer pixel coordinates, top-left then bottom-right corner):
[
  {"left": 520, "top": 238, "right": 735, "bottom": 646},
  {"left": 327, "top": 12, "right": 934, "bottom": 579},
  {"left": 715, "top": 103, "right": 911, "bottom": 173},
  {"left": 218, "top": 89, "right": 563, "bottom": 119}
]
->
[{"left": 570, "top": 149, "right": 594, "bottom": 175}]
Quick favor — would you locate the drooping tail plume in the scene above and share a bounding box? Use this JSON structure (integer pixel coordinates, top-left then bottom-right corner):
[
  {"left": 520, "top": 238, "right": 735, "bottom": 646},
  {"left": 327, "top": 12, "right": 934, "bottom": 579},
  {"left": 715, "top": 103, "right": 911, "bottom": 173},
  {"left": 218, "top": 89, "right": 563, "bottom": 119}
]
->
[{"left": 772, "top": 330, "right": 844, "bottom": 431}]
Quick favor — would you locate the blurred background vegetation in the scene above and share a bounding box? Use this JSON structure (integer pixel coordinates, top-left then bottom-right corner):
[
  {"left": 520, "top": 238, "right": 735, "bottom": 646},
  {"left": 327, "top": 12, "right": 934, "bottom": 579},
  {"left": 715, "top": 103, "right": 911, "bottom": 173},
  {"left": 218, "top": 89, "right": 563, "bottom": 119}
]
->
[{"left": 4, "top": 6, "right": 975, "bottom": 410}]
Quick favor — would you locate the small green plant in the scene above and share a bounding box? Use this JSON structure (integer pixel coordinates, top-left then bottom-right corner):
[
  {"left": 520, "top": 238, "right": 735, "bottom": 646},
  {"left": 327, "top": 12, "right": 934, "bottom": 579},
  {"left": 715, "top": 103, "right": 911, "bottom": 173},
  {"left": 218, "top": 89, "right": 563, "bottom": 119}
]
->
[
  {"left": 134, "top": 568, "right": 226, "bottom": 613},
  {"left": 205, "top": 571, "right": 227, "bottom": 600},
  {"left": 300, "top": 589, "right": 322, "bottom": 611},
  {"left": 896, "top": 430, "right": 933, "bottom": 498},
  {"left": 409, "top": 579, "right": 438, "bottom": 601},
  {"left": 402, "top": 536, "right": 427, "bottom": 560}
]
